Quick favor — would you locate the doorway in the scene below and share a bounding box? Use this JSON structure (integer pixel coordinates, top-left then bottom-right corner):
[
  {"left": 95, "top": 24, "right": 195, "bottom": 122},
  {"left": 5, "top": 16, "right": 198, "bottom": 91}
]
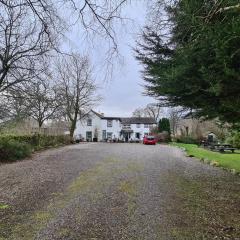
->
[
  {"left": 86, "top": 131, "right": 92, "bottom": 142},
  {"left": 102, "top": 130, "right": 106, "bottom": 141},
  {"left": 136, "top": 132, "right": 140, "bottom": 139}
]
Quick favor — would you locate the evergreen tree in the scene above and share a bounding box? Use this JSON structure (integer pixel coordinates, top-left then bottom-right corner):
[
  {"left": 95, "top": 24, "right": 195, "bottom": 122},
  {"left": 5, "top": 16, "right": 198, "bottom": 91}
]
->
[
  {"left": 158, "top": 118, "right": 171, "bottom": 133},
  {"left": 136, "top": 0, "right": 240, "bottom": 124}
]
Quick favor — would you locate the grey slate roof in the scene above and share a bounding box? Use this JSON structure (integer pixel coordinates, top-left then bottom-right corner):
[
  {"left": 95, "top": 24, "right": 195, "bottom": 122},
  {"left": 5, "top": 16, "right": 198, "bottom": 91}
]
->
[
  {"left": 90, "top": 110, "right": 104, "bottom": 118},
  {"left": 90, "top": 110, "right": 121, "bottom": 120},
  {"left": 120, "top": 117, "right": 156, "bottom": 124},
  {"left": 91, "top": 110, "right": 156, "bottom": 124}
]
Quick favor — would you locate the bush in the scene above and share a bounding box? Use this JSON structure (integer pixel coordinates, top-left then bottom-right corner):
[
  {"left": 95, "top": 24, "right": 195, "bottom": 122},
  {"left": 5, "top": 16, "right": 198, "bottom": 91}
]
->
[
  {"left": 0, "top": 139, "right": 32, "bottom": 162},
  {"left": 226, "top": 131, "right": 240, "bottom": 148},
  {"left": 36, "top": 135, "right": 71, "bottom": 150},
  {"left": 0, "top": 134, "right": 71, "bottom": 162},
  {"left": 175, "top": 136, "right": 199, "bottom": 144},
  {"left": 153, "top": 131, "right": 171, "bottom": 143}
]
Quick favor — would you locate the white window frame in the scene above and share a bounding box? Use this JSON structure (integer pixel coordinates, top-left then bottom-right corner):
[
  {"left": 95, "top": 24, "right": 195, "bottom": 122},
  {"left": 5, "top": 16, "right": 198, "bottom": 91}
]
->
[
  {"left": 136, "top": 123, "right": 141, "bottom": 128},
  {"left": 87, "top": 119, "right": 92, "bottom": 126},
  {"left": 107, "top": 120, "right": 113, "bottom": 127},
  {"left": 107, "top": 132, "right": 113, "bottom": 139},
  {"left": 144, "top": 124, "right": 149, "bottom": 128}
]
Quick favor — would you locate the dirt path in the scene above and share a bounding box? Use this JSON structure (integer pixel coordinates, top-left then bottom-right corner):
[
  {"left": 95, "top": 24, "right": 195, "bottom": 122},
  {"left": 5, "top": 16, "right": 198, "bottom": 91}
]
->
[{"left": 0, "top": 143, "right": 239, "bottom": 240}]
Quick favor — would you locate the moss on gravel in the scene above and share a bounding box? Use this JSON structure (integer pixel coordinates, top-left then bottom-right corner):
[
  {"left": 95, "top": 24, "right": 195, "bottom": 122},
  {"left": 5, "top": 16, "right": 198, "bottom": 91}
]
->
[
  {"left": 165, "top": 173, "right": 240, "bottom": 239},
  {"left": 119, "top": 180, "right": 137, "bottom": 216},
  {"left": 3, "top": 157, "right": 145, "bottom": 240},
  {"left": 0, "top": 204, "right": 10, "bottom": 210},
  {"left": 56, "top": 227, "right": 74, "bottom": 238}
]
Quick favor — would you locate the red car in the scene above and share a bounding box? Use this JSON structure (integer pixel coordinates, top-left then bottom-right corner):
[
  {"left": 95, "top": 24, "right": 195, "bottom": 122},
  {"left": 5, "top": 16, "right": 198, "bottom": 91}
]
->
[{"left": 143, "top": 135, "right": 157, "bottom": 145}]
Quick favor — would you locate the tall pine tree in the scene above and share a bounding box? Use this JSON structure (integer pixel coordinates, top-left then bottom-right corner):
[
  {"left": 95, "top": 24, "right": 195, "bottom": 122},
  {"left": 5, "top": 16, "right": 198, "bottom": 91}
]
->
[
  {"left": 158, "top": 118, "right": 171, "bottom": 134},
  {"left": 136, "top": 0, "right": 240, "bottom": 124}
]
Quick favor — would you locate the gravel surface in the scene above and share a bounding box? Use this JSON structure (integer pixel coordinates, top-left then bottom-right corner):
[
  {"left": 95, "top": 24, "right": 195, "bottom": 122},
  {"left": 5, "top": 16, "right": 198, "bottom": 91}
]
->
[{"left": 0, "top": 143, "right": 239, "bottom": 240}]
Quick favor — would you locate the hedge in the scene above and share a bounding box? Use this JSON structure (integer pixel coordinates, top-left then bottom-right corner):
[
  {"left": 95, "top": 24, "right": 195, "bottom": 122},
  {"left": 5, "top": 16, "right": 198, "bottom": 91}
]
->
[
  {"left": 0, "top": 139, "right": 32, "bottom": 162},
  {"left": 0, "top": 134, "right": 71, "bottom": 162}
]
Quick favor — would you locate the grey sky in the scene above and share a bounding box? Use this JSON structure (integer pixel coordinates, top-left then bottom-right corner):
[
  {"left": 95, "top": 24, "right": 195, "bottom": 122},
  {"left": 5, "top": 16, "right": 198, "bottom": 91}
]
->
[{"left": 66, "top": 1, "right": 155, "bottom": 117}]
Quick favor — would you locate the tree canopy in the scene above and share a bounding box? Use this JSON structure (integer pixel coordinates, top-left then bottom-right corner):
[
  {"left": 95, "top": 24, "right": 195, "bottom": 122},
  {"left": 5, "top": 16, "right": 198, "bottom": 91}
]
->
[{"left": 136, "top": 0, "right": 240, "bottom": 124}]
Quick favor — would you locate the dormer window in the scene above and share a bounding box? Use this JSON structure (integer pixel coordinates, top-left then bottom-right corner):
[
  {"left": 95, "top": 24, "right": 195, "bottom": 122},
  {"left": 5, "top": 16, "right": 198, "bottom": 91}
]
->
[
  {"left": 87, "top": 119, "right": 92, "bottom": 126},
  {"left": 107, "top": 120, "right": 113, "bottom": 127}
]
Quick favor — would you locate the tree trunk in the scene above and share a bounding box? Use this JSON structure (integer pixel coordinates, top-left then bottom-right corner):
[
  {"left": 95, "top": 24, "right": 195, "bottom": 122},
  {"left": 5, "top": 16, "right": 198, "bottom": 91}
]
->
[{"left": 69, "top": 119, "right": 77, "bottom": 142}]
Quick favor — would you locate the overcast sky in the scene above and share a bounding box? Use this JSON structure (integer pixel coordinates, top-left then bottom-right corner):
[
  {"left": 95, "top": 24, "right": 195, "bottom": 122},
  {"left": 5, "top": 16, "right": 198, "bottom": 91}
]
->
[{"left": 66, "top": 1, "right": 155, "bottom": 117}]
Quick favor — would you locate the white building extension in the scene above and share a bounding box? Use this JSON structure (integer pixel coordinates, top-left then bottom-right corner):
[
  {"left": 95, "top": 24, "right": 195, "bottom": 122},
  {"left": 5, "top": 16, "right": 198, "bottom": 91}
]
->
[{"left": 74, "top": 110, "right": 156, "bottom": 142}]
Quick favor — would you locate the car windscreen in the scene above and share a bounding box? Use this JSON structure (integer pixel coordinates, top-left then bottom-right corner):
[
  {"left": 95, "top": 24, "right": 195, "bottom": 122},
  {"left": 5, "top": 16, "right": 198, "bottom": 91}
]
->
[{"left": 147, "top": 136, "right": 155, "bottom": 140}]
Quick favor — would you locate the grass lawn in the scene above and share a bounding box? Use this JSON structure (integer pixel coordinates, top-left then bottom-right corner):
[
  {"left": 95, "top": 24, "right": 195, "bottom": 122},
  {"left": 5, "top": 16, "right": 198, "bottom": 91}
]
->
[{"left": 171, "top": 143, "right": 240, "bottom": 173}]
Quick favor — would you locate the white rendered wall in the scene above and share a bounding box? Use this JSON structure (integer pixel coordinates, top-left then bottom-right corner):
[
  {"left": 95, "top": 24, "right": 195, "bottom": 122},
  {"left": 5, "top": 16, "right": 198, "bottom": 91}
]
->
[
  {"left": 74, "top": 112, "right": 156, "bottom": 141},
  {"left": 130, "top": 124, "right": 156, "bottom": 140},
  {"left": 131, "top": 124, "right": 146, "bottom": 140},
  {"left": 101, "top": 119, "right": 121, "bottom": 140},
  {"left": 74, "top": 112, "right": 102, "bottom": 140}
]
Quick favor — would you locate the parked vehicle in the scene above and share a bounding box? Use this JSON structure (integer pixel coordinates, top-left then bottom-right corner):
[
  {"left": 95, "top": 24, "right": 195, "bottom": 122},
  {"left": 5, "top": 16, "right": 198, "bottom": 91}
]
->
[{"left": 143, "top": 135, "right": 157, "bottom": 145}]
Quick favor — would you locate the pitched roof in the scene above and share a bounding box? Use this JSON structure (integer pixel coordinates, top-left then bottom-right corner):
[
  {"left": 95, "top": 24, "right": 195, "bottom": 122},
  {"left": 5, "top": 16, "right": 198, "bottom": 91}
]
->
[
  {"left": 90, "top": 110, "right": 156, "bottom": 124},
  {"left": 102, "top": 117, "right": 122, "bottom": 120},
  {"left": 91, "top": 110, "right": 104, "bottom": 118},
  {"left": 121, "top": 117, "right": 156, "bottom": 124}
]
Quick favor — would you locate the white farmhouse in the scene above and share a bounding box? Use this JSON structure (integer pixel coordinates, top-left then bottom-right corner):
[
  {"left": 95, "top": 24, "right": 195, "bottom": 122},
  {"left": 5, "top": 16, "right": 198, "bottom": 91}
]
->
[{"left": 74, "top": 110, "right": 156, "bottom": 142}]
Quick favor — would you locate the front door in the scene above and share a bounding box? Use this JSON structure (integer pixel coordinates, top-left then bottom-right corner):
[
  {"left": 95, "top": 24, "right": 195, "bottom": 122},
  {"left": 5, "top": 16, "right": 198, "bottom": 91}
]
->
[
  {"left": 124, "top": 133, "right": 129, "bottom": 142},
  {"left": 136, "top": 132, "right": 140, "bottom": 139},
  {"left": 102, "top": 130, "right": 106, "bottom": 141},
  {"left": 107, "top": 132, "right": 112, "bottom": 140},
  {"left": 86, "top": 131, "right": 92, "bottom": 142}
]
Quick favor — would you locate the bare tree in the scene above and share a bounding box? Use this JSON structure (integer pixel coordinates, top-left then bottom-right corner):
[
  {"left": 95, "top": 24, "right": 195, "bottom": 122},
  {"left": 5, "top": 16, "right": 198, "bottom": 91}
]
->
[
  {"left": 1, "top": 0, "right": 129, "bottom": 51},
  {"left": 2, "top": 90, "right": 28, "bottom": 122},
  {"left": 3, "top": 78, "right": 59, "bottom": 130},
  {"left": 132, "top": 103, "right": 162, "bottom": 122},
  {"left": 132, "top": 108, "right": 145, "bottom": 118},
  {"left": 168, "top": 108, "right": 182, "bottom": 137},
  {"left": 144, "top": 103, "right": 161, "bottom": 122},
  {"left": 55, "top": 54, "right": 100, "bottom": 140},
  {"left": 0, "top": 2, "right": 58, "bottom": 93},
  {"left": 23, "top": 80, "right": 60, "bottom": 130},
  {"left": 0, "top": 0, "right": 128, "bottom": 93},
  {"left": 0, "top": 95, "right": 9, "bottom": 121}
]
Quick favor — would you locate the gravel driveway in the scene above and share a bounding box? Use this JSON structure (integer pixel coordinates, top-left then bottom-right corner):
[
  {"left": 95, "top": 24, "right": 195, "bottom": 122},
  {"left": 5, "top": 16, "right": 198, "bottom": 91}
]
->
[{"left": 0, "top": 143, "right": 239, "bottom": 240}]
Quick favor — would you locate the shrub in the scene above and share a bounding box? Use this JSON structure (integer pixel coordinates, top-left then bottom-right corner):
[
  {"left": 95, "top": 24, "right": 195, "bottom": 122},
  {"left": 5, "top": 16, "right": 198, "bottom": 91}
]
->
[
  {"left": 153, "top": 131, "right": 171, "bottom": 143},
  {"left": 0, "top": 139, "right": 32, "bottom": 162},
  {"left": 226, "top": 131, "right": 240, "bottom": 148},
  {"left": 0, "top": 134, "right": 70, "bottom": 148},
  {"left": 0, "top": 134, "right": 71, "bottom": 162},
  {"left": 36, "top": 135, "right": 71, "bottom": 149}
]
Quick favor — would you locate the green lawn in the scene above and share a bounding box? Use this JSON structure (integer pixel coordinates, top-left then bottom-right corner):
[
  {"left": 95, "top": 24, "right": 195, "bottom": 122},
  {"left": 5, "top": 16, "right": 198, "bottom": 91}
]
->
[{"left": 171, "top": 143, "right": 240, "bottom": 173}]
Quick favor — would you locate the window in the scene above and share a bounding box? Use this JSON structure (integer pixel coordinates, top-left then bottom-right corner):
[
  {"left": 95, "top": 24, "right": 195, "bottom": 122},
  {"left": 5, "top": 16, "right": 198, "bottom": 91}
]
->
[
  {"left": 136, "top": 123, "right": 141, "bottom": 128},
  {"left": 144, "top": 124, "right": 149, "bottom": 128},
  {"left": 86, "top": 131, "right": 92, "bottom": 141},
  {"left": 135, "top": 133, "right": 140, "bottom": 139},
  {"left": 107, "top": 120, "right": 113, "bottom": 127},
  {"left": 107, "top": 132, "right": 113, "bottom": 139},
  {"left": 87, "top": 119, "right": 92, "bottom": 126},
  {"left": 147, "top": 136, "right": 155, "bottom": 140}
]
